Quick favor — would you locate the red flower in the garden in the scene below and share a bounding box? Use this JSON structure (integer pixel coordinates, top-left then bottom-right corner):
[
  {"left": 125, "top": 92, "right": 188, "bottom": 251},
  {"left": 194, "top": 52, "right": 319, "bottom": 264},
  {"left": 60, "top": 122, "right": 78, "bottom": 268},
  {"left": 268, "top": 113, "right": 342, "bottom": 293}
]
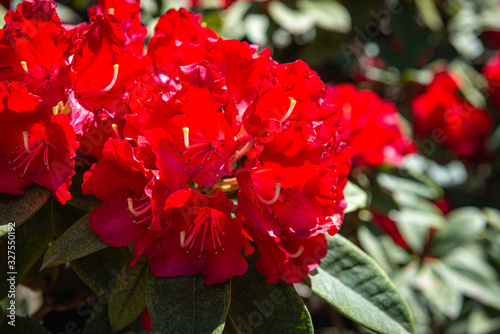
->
[
  {"left": 236, "top": 148, "right": 350, "bottom": 283},
  {"left": 325, "top": 83, "right": 416, "bottom": 167},
  {"left": 372, "top": 212, "right": 409, "bottom": 250},
  {"left": 483, "top": 51, "right": 500, "bottom": 108},
  {"left": 148, "top": 8, "right": 276, "bottom": 125},
  {"left": 147, "top": 188, "right": 253, "bottom": 285},
  {"left": 0, "top": 0, "right": 77, "bottom": 106},
  {"left": 67, "top": 13, "right": 152, "bottom": 159},
  {"left": 87, "top": 0, "right": 148, "bottom": 56},
  {"left": 82, "top": 138, "right": 165, "bottom": 254},
  {"left": 130, "top": 62, "right": 237, "bottom": 190},
  {"left": 0, "top": 82, "right": 78, "bottom": 203},
  {"left": 412, "top": 72, "right": 492, "bottom": 158}
]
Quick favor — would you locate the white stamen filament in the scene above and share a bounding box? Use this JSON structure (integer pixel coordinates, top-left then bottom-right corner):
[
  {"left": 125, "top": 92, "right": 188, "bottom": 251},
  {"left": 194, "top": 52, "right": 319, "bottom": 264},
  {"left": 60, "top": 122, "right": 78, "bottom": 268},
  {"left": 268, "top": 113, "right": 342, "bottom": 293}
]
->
[
  {"left": 180, "top": 231, "right": 186, "bottom": 248},
  {"left": 255, "top": 182, "right": 281, "bottom": 205},
  {"left": 286, "top": 246, "right": 304, "bottom": 259},
  {"left": 127, "top": 198, "right": 151, "bottom": 216},
  {"left": 112, "top": 124, "right": 121, "bottom": 140},
  {"left": 183, "top": 127, "right": 190, "bottom": 149},
  {"left": 22, "top": 131, "right": 32, "bottom": 154},
  {"left": 280, "top": 97, "right": 297, "bottom": 123},
  {"left": 103, "top": 64, "right": 119, "bottom": 92},
  {"left": 20, "top": 61, "right": 29, "bottom": 75}
]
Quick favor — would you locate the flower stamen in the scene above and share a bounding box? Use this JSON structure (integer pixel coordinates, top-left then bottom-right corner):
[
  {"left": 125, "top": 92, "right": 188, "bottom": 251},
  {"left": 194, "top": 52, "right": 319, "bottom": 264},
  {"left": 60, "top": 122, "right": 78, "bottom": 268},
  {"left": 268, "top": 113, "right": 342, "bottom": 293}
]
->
[
  {"left": 286, "top": 246, "right": 304, "bottom": 258},
  {"left": 103, "top": 64, "right": 119, "bottom": 92},
  {"left": 280, "top": 97, "right": 297, "bottom": 123},
  {"left": 255, "top": 182, "right": 281, "bottom": 205},
  {"left": 20, "top": 61, "right": 29, "bottom": 75},
  {"left": 112, "top": 124, "right": 121, "bottom": 140},
  {"left": 127, "top": 198, "right": 151, "bottom": 216},
  {"left": 183, "top": 127, "right": 190, "bottom": 149},
  {"left": 22, "top": 131, "right": 32, "bottom": 154}
]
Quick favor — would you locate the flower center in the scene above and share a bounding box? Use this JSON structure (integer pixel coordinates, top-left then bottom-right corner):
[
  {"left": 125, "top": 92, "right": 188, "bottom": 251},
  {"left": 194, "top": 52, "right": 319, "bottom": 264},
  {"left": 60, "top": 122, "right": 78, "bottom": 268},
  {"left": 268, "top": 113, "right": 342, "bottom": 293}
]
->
[
  {"left": 180, "top": 208, "right": 225, "bottom": 256},
  {"left": 179, "top": 127, "right": 222, "bottom": 168},
  {"left": 286, "top": 246, "right": 304, "bottom": 258},
  {"left": 10, "top": 131, "right": 53, "bottom": 177}
]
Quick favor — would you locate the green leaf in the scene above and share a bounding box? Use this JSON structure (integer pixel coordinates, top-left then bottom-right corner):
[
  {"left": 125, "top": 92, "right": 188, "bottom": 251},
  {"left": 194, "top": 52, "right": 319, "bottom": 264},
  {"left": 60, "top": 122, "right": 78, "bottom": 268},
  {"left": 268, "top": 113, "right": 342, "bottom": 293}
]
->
[
  {"left": 82, "top": 303, "right": 113, "bottom": 334},
  {"left": 308, "top": 234, "right": 416, "bottom": 334},
  {"left": 70, "top": 246, "right": 133, "bottom": 295},
  {"left": 67, "top": 167, "right": 101, "bottom": 212},
  {"left": 0, "top": 186, "right": 51, "bottom": 227},
  {"left": 146, "top": 273, "right": 230, "bottom": 334},
  {"left": 41, "top": 213, "right": 108, "bottom": 269},
  {"left": 0, "top": 202, "right": 54, "bottom": 299},
  {"left": 267, "top": 1, "right": 314, "bottom": 35},
  {"left": 432, "top": 259, "right": 500, "bottom": 310},
  {"left": 228, "top": 255, "right": 313, "bottom": 334},
  {"left": 430, "top": 207, "right": 487, "bottom": 257},
  {"left": 344, "top": 181, "right": 368, "bottom": 213},
  {"left": 1, "top": 316, "right": 49, "bottom": 333},
  {"left": 417, "top": 265, "right": 462, "bottom": 319},
  {"left": 357, "top": 226, "right": 392, "bottom": 274},
  {"left": 108, "top": 257, "right": 148, "bottom": 331},
  {"left": 414, "top": 0, "right": 444, "bottom": 32},
  {"left": 297, "top": 0, "right": 351, "bottom": 33}
]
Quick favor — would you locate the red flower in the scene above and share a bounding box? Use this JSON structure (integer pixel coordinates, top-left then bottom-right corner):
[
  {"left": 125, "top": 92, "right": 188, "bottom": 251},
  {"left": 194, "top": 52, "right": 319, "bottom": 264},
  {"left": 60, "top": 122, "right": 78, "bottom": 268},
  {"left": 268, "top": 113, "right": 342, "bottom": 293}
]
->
[
  {"left": 325, "top": 83, "right": 416, "bottom": 167},
  {"left": 67, "top": 13, "right": 152, "bottom": 159},
  {"left": 131, "top": 62, "right": 236, "bottom": 191},
  {"left": 483, "top": 51, "right": 500, "bottom": 109},
  {"left": 0, "top": 82, "right": 78, "bottom": 203},
  {"left": 87, "top": 0, "right": 148, "bottom": 56},
  {"left": 371, "top": 212, "right": 409, "bottom": 250},
  {"left": 147, "top": 188, "right": 253, "bottom": 285},
  {"left": 82, "top": 138, "right": 157, "bottom": 247},
  {"left": 236, "top": 150, "right": 349, "bottom": 284},
  {"left": 0, "top": 0, "right": 76, "bottom": 106},
  {"left": 412, "top": 72, "right": 492, "bottom": 158}
]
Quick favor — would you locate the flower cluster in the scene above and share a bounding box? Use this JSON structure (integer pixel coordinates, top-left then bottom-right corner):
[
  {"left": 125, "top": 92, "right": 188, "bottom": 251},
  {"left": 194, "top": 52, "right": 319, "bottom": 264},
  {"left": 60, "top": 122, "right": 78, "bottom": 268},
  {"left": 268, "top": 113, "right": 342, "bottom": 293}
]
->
[
  {"left": 0, "top": 0, "right": 351, "bottom": 284},
  {"left": 325, "top": 83, "right": 416, "bottom": 168},
  {"left": 412, "top": 72, "right": 492, "bottom": 159}
]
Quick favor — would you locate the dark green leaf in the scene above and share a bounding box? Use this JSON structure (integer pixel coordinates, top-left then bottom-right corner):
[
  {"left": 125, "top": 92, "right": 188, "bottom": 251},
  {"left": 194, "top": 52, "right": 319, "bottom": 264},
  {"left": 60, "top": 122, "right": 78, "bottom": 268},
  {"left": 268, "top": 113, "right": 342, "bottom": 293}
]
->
[
  {"left": 67, "top": 166, "right": 101, "bottom": 211},
  {"left": 70, "top": 246, "right": 133, "bottom": 295},
  {"left": 308, "top": 234, "right": 416, "bottom": 334},
  {"left": 222, "top": 315, "right": 241, "bottom": 334},
  {"left": 228, "top": 255, "right": 313, "bottom": 334},
  {"left": 1, "top": 316, "right": 49, "bottom": 333},
  {"left": 82, "top": 303, "right": 113, "bottom": 334},
  {"left": 146, "top": 273, "right": 230, "bottom": 334},
  {"left": 41, "top": 213, "right": 108, "bottom": 269},
  {"left": 430, "top": 207, "right": 486, "bottom": 257},
  {"left": 0, "top": 186, "right": 51, "bottom": 227},
  {"left": 0, "top": 202, "right": 53, "bottom": 299},
  {"left": 108, "top": 257, "right": 148, "bottom": 331}
]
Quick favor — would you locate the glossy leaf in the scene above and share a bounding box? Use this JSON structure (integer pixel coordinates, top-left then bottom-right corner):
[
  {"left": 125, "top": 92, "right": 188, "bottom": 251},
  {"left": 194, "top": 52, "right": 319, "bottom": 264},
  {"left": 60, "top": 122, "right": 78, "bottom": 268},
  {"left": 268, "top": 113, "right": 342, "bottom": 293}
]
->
[
  {"left": 41, "top": 213, "right": 108, "bottom": 269},
  {"left": 146, "top": 273, "right": 230, "bottom": 334},
  {"left": 82, "top": 304, "right": 113, "bottom": 334},
  {"left": 0, "top": 202, "right": 53, "bottom": 299},
  {"left": 228, "top": 255, "right": 313, "bottom": 334},
  {"left": 0, "top": 186, "right": 51, "bottom": 227},
  {"left": 70, "top": 246, "right": 133, "bottom": 295},
  {"left": 430, "top": 207, "right": 487, "bottom": 257},
  {"left": 344, "top": 181, "right": 368, "bottom": 213},
  {"left": 1, "top": 316, "right": 50, "bottom": 333},
  {"left": 308, "top": 234, "right": 416, "bottom": 334},
  {"left": 108, "top": 257, "right": 148, "bottom": 331}
]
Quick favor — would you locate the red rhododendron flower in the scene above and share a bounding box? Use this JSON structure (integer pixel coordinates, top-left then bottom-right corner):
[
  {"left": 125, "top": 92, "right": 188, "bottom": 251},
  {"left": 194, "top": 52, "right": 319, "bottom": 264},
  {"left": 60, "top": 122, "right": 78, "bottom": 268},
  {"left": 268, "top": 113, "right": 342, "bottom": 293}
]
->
[
  {"left": 325, "top": 83, "right": 416, "bottom": 167},
  {"left": 412, "top": 72, "right": 492, "bottom": 158},
  {"left": 0, "top": 82, "right": 78, "bottom": 203},
  {"left": 483, "top": 51, "right": 500, "bottom": 108},
  {"left": 0, "top": 0, "right": 77, "bottom": 106},
  {"left": 67, "top": 13, "right": 152, "bottom": 159},
  {"left": 147, "top": 188, "right": 253, "bottom": 285}
]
